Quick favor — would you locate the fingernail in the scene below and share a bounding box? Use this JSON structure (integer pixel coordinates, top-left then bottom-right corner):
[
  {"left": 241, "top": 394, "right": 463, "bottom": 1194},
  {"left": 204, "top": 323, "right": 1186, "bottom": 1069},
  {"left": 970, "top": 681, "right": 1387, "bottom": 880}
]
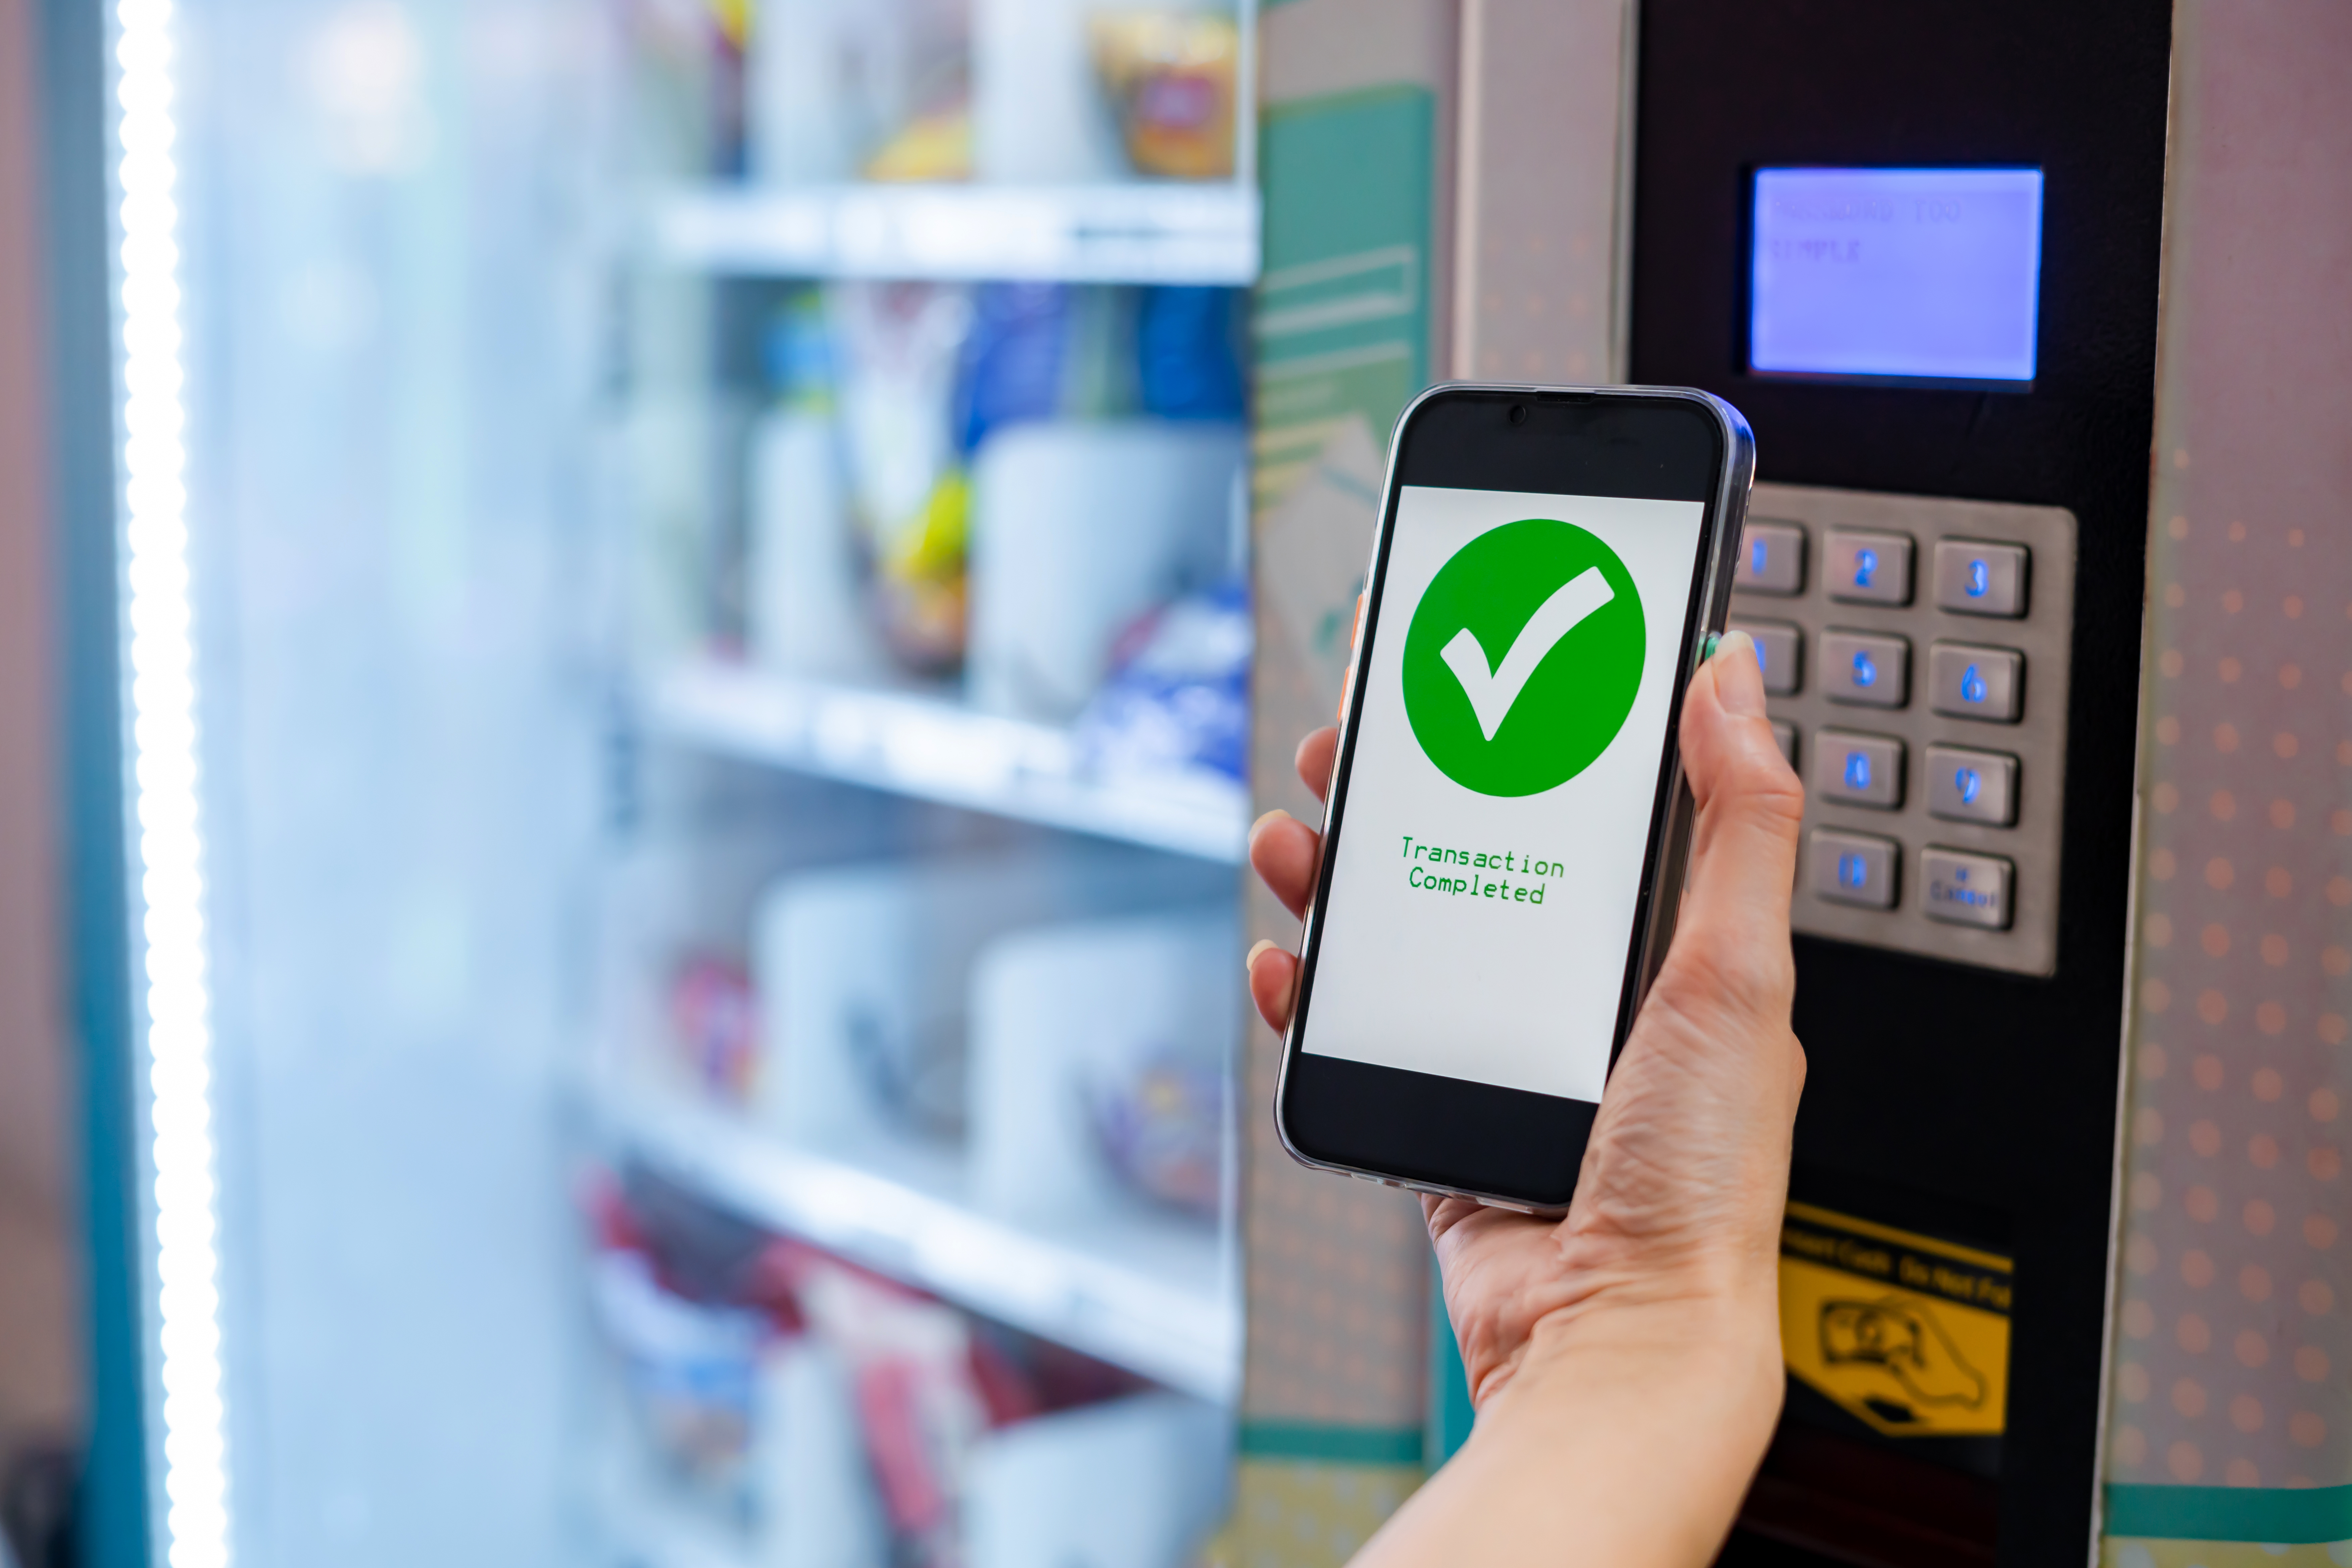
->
[
  {"left": 1245, "top": 938, "right": 1280, "bottom": 975},
  {"left": 1710, "top": 629, "right": 1768, "bottom": 717},
  {"left": 1250, "top": 808, "right": 1291, "bottom": 842}
]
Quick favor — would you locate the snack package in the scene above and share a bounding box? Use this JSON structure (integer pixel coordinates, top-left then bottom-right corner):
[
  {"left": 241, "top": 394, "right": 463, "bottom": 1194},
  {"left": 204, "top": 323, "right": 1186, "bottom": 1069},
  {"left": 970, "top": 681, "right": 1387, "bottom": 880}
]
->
[
  {"left": 1091, "top": 11, "right": 1239, "bottom": 180},
  {"left": 831, "top": 283, "right": 975, "bottom": 672},
  {"left": 1074, "top": 580, "right": 1252, "bottom": 785},
  {"left": 670, "top": 953, "right": 758, "bottom": 1104},
  {"left": 748, "top": 0, "right": 971, "bottom": 183},
  {"left": 592, "top": 1245, "right": 767, "bottom": 1493}
]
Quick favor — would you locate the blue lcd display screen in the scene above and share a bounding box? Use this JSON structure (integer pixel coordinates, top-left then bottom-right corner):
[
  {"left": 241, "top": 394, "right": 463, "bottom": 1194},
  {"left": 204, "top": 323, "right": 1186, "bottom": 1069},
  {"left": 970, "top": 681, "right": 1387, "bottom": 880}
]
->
[{"left": 1750, "top": 167, "right": 2045, "bottom": 384}]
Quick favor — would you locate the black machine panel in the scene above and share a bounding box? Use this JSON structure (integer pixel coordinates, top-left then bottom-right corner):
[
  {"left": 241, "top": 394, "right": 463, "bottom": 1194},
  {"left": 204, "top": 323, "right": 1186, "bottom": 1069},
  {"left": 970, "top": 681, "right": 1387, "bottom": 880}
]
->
[{"left": 1629, "top": 3, "right": 2173, "bottom": 1565}]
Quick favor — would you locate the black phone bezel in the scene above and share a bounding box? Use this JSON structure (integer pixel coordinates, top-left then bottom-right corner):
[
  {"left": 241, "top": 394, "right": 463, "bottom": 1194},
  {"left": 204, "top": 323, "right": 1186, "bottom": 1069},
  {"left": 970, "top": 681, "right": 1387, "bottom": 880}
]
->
[{"left": 1272, "top": 384, "right": 1752, "bottom": 1211}]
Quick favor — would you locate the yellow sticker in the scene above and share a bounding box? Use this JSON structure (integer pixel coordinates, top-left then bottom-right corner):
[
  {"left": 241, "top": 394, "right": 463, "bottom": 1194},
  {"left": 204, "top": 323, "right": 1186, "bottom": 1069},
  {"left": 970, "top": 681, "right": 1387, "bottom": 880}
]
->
[{"left": 1778, "top": 1201, "right": 2013, "bottom": 1439}]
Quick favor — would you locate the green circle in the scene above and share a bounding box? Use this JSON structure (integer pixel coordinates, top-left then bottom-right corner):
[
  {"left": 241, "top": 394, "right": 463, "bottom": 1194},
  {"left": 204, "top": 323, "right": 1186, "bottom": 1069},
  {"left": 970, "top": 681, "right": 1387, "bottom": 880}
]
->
[{"left": 1401, "top": 517, "right": 1646, "bottom": 796}]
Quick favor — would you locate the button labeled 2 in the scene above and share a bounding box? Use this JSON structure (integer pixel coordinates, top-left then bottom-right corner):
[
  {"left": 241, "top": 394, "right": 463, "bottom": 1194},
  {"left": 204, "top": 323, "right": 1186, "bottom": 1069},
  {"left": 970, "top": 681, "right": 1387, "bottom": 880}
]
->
[
  {"left": 1810, "top": 829, "right": 1899, "bottom": 909},
  {"left": 1820, "top": 631, "right": 1910, "bottom": 707},
  {"left": 1825, "top": 530, "right": 1914, "bottom": 606}
]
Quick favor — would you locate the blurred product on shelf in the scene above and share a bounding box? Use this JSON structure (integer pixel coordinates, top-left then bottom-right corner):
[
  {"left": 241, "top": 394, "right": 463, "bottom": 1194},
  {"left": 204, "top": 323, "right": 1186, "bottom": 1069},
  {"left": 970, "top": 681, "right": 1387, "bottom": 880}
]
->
[
  {"left": 966, "top": 420, "right": 1243, "bottom": 722},
  {"left": 965, "top": 1393, "right": 1230, "bottom": 1568},
  {"left": 968, "top": 909, "right": 1238, "bottom": 1224},
  {"left": 1075, "top": 579, "right": 1252, "bottom": 788},
  {"left": 755, "top": 847, "right": 1219, "bottom": 1151},
  {"left": 625, "top": 0, "right": 755, "bottom": 175},
  {"left": 747, "top": 292, "right": 888, "bottom": 678},
  {"left": 833, "top": 282, "right": 975, "bottom": 671},
  {"left": 956, "top": 283, "right": 1137, "bottom": 446},
  {"left": 971, "top": 0, "right": 1128, "bottom": 181},
  {"left": 753, "top": 1335, "right": 891, "bottom": 1568},
  {"left": 588, "top": 1171, "right": 1211, "bottom": 1568},
  {"left": 747, "top": 0, "right": 972, "bottom": 183},
  {"left": 591, "top": 1240, "right": 768, "bottom": 1503},
  {"left": 671, "top": 953, "right": 762, "bottom": 1104},
  {"left": 1092, "top": 10, "right": 1240, "bottom": 180},
  {"left": 1135, "top": 284, "right": 1245, "bottom": 419}
]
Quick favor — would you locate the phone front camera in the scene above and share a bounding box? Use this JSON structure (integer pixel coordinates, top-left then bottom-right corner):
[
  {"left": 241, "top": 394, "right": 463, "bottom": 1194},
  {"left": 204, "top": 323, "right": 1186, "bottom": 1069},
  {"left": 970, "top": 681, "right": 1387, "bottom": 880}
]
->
[{"left": 1508, "top": 404, "right": 1530, "bottom": 426}]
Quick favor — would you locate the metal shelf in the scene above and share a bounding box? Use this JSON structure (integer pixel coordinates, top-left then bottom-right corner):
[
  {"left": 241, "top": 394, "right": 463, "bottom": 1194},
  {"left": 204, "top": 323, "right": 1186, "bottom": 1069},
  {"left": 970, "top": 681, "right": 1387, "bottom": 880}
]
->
[
  {"left": 644, "top": 661, "right": 1248, "bottom": 863},
  {"left": 601, "top": 1082, "right": 1242, "bottom": 1404},
  {"left": 651, "top": 182, "right": 1261, "bottom": 285}
]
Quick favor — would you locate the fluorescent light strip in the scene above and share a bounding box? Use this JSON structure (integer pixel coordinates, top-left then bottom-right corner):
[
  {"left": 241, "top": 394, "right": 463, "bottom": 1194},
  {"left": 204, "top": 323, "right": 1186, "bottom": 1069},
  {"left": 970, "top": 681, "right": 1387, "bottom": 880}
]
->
[{"left": 113, "top": 0, "right": 230, "bottom": 1565}]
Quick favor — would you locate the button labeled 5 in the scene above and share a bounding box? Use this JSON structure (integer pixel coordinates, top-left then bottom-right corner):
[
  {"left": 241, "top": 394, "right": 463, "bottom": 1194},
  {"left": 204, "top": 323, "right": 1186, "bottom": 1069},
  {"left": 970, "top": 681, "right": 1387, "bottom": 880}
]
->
[{"left": 1820, "top": 631, "right": 1909, "bottom": 707}]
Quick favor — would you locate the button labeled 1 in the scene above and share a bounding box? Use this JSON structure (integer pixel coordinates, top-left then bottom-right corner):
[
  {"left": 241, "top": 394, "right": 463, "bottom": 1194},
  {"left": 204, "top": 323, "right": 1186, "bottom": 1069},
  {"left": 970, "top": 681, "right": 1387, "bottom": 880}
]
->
[
  {"left": 1730, "top": 620, "right": 1803, "bottom": 695},
  {"left": 1929, "top": 642, "right": 2023, "bottom": 722},
  {"left": 1933, "top": 540, "right": 2029, "bottom": 618},
  {"left": 1820, "top": 631, "right": 1909, "bottom": 707},
  {"left": 1922, "top": 848, "right": 2013, "bottom": 928},
  {"left": 1825, "top": 530, "right": 1914, "bottom": 606},
  {"left": 1810, "top": 829, "right": 1898, "bottom": 909},
  {"left": 1735, "top": 521, "right": 1806, "bottom": 595},
  {"left": 1926, "top": 745, "right": 2018, "bottom": 825},
  {"left": 1813, "top": 730, "right": 1904, "bottom": 809}
]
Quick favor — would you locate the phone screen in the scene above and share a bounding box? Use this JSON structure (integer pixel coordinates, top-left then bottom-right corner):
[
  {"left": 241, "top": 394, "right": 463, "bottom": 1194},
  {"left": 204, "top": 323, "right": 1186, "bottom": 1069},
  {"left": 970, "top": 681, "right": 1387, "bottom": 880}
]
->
[{"left": 1297, "top": 485, "right": 1708, "bottom": 1103}]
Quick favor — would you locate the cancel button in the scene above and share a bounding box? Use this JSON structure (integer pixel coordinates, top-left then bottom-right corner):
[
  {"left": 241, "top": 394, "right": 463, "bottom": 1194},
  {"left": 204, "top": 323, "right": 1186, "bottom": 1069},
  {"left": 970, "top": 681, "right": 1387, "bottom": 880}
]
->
[{"left": 1922, "top": 848, "right": 2013, "bottom": 930}]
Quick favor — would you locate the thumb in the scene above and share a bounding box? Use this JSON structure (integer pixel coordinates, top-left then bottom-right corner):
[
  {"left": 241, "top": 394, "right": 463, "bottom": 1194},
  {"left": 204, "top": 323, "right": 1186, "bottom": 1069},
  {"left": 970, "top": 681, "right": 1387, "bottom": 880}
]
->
[{"left": 1670, "top": 632, "right": 1805, "bottom": 979}]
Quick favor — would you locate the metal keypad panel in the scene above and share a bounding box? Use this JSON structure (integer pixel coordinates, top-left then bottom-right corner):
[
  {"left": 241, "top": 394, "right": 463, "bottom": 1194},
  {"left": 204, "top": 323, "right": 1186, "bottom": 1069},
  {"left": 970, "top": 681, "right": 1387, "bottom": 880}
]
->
[{"left": 1733, "top": 484, "right": 2076, "bottom": 976}]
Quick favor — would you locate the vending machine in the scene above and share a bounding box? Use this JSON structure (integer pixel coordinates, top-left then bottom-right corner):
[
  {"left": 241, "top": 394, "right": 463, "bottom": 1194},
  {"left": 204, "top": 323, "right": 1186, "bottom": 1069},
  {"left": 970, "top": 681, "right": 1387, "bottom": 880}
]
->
[
  {"left": 1231, "top": 3, "right": 2351, "bottom": 1568},
  {"left": 57, "top": 0, "right": 1259, "bottom": 1563}
]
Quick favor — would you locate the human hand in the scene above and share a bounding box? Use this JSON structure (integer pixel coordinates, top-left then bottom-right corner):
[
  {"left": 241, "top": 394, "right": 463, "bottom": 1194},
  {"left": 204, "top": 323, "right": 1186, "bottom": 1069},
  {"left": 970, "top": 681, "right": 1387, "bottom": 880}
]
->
[{"left": 1245, "top": 631, "right": 1806, "bottom": 1415}]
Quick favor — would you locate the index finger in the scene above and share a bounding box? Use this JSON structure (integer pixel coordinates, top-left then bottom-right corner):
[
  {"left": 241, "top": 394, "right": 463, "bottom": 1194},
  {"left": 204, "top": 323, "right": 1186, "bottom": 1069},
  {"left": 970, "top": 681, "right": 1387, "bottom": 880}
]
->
[{"left": 1295, "top": 727, "right": 1338, "bottom": 803}]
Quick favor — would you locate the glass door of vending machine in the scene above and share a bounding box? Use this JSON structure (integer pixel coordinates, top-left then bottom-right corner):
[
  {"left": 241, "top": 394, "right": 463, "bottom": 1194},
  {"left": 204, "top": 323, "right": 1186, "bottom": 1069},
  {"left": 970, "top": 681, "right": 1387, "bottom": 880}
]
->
[{"left": 68, "top": 0, "right": 1258, "bottom": 1562}]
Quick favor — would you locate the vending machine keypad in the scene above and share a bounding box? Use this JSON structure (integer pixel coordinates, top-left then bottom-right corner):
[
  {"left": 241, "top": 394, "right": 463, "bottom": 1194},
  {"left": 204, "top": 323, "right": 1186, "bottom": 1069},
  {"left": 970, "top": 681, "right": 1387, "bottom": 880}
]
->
[{"left": 1732, "top": 483, "right": 2076, "bottom": 976}]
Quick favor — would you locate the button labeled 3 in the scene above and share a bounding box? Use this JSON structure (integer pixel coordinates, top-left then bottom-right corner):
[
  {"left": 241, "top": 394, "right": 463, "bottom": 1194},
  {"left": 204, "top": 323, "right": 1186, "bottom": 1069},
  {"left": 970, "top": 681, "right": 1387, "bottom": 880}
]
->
[
  {"left": 1929, "top": 642, "right": 2023, "bottom": 722},
  {"left": 1821, "top": 631, "right": 1909, "bottom": 707},
  {"left": 1922, "top": 848, "right": 2013, "bottom": 929},
  {"left": 1810, "top": 829, "right": 1899, "bottom": 909},
  {"left": 1735, "top": 521, "right": 1807, "bottom": 595},
  {"left": 1825, "top": 530, "right": 1914, "bottom": 606},
  {"left": 1814, "top": 730, "right": 1904, "bottom": 809},
  {"left": 1925, "top": 745, "right": 2018, "bottom": 825},
  {"left": 1933, "top": 540, "right": 2029, "bottom": 618}
]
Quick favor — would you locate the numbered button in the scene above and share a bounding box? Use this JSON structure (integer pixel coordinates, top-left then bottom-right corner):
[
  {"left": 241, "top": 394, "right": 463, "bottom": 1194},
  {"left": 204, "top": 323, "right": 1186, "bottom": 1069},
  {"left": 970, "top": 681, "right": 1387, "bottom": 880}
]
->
[
  {"left": 1820, "top": 631, "right": 1910, "bottom": 707},
  {"left": 1731, "top": 620, "right": 1803, "bottom": 696},
  {"left": 1814, "top": 730, "right": 1904, "bottom": 810},
  {"left": 1925, "top": 745, "right": 2018, "bottom": 826},
  {"left": 1735, "top": 521, "right": 1807, "bottom": 595},
  {"left": 1922, "top": 848, "right": 2014, "bottom": 929},
  {"left": 1929, "top": 642, "right": 2024, "bottom": 722},
  {"left": 1933, "top": 540, "right": 2029, "bottom": 618},
  {"left": 1825, "top": 530, "right": 1914, "bottom": 606},
  {"left": 1810, "top": 829, "right": 1899, "bottom": 910}
]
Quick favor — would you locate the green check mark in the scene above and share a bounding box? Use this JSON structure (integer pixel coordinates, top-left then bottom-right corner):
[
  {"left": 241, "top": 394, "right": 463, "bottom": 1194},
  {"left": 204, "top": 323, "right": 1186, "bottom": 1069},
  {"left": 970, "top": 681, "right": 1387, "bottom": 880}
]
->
[{"left": 1402, "top": 519, "right": 1646, "bottom": 796}]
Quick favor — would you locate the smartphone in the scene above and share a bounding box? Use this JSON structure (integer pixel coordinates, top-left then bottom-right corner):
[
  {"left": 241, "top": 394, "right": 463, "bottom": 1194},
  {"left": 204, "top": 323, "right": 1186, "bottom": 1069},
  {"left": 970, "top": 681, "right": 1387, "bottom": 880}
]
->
[{"left": 1274, "top": 384, "right": 1755, "bottom": 1211}]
